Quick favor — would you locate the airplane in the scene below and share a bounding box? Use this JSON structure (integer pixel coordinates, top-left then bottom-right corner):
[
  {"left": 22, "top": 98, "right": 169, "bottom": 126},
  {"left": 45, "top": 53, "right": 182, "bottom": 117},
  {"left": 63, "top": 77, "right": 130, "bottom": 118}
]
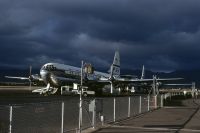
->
[
  {"left": 5, "top": 51, "right": 121, "bottom": 95},
  {"left": 124, "top": 65, "right": 184, "bottom": 94},
  {"left": 5, "top": 51, "right": 183, "bottom": 95}
]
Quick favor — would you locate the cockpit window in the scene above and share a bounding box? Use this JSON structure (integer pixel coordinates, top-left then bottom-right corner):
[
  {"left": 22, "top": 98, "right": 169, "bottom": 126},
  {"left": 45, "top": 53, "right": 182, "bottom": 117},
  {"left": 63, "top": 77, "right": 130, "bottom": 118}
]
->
[{"left": 43, "top": 65, "right": 56, "bottom": 71}]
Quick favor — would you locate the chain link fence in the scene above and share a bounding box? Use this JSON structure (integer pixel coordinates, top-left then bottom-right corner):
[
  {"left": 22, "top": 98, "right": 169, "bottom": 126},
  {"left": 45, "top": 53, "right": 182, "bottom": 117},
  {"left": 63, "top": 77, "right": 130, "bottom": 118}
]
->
[
  {"left": 0, "top": 95, "right": 164, "bottom": 133},
  {"left": 130, "top": 96, "right": 140, "bottom": 116},
  {"left": 12, "top": 102, "right": 62, "bottom": 133},
  {"left": 63, "top": 98, "right": 79, "bottom": 133},
  {"left": 0, "top": 106, "right": 10, "bottom": 133}
]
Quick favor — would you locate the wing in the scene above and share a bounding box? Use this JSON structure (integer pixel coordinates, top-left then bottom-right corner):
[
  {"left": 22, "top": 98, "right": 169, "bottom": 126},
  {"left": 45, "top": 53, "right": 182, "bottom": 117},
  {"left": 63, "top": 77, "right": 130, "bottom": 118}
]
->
[
  {"left": 53, "top": 76, "right": 79, "bottom": 82},
  {"left": 110, "top": 77, "right": 183, "bottom": 83},
  {"left": 5, "top": 74, "right": 43, "bottom": 81},
  {"left": 164, "top": 83, "right": 192, "bottom": 86},
  {"left": 31, "top": 74, "right": 43, "bottom": 81},
  {"left": 5, "top": 76, "right": 29, "bottom": 80},
  {"left": 155, "top": 78, "right": 183, "bottom": 81}
]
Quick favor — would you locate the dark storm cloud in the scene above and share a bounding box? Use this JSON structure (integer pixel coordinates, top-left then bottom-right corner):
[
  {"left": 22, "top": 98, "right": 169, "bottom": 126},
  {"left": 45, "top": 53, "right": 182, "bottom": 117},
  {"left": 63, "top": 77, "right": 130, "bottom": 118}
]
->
[{"left": 1, "top": 0, "right": 200, "bottom": 71}]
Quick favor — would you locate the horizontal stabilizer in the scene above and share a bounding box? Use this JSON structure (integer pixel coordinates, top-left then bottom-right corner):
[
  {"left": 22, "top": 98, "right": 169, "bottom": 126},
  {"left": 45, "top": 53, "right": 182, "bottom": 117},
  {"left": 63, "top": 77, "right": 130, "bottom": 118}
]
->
[{"left": 32, "top": 83, "right": 51, "bottom": 94}]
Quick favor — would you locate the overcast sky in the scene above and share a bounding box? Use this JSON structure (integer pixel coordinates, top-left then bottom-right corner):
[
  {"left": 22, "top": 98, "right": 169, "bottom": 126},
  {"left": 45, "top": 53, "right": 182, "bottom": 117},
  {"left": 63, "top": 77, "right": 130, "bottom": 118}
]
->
[{"left": 1, "top": 0, "right": 200, "bottom": 72}]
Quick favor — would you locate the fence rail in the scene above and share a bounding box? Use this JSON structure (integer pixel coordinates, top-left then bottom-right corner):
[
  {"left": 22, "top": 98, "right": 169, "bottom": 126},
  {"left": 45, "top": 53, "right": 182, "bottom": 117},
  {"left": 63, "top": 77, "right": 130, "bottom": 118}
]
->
[{"left": 0, "top": 94, "right": 164, "bottom": 133}]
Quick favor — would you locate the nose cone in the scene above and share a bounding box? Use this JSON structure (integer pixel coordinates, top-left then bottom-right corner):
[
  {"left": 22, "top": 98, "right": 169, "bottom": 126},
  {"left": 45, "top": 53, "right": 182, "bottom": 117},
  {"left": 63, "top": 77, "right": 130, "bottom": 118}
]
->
[{"left": 40, "top": 69, "right": 48, "bottom": 84}]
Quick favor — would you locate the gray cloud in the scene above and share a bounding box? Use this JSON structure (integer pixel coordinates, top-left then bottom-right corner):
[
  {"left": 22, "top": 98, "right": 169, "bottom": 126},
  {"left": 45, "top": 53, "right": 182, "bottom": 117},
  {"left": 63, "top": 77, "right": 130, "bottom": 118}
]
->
[{"left": 1, "top": 0, "right": 200, "bottom": 71}]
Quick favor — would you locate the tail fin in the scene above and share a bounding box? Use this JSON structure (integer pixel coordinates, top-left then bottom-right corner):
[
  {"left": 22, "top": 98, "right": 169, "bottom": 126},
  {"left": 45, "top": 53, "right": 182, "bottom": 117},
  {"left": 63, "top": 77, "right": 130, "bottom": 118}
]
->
[
  {"left": 141, "top": 65, "right": 145, "bottom": 79},
  {"left": 109, "top": 51, "right": 120, "bottom": 77}
]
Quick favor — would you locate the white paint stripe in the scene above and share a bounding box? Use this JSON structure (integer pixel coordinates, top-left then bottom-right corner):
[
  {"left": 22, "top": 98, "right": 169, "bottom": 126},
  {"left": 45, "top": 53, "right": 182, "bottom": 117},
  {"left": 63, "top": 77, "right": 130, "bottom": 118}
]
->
[
  {"left": 180, "top": 128, "right": 200, "bottom": 132},
  {"left": 112, "top": 125, "right": 178, "bottom": 131},
  {"left": 164, "top": 106, "right": 196, "bottom": 109}
]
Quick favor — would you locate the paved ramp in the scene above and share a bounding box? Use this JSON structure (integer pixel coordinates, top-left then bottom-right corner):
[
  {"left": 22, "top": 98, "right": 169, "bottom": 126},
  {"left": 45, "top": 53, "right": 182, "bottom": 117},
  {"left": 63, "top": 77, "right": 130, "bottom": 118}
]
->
[{"left": 92, "top": 99, "right": 200, "bottom": 133}]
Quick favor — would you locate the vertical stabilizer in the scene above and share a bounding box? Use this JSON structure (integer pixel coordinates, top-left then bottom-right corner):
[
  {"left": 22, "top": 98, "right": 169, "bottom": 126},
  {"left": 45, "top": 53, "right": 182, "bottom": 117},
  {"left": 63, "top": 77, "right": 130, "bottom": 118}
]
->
[
  {"left": 110, "top": 51, "right": 120, "bottom": 77},
  {"left": 141, "top": 65, "right": 145, "bottom": 79}
]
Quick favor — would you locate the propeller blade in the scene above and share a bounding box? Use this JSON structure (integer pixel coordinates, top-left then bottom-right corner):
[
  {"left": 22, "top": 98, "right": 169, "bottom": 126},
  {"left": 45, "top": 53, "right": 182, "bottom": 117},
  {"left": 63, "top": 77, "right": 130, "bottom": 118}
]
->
[{"left": 29, "top": 80, "right": 32, "bottom": 90}]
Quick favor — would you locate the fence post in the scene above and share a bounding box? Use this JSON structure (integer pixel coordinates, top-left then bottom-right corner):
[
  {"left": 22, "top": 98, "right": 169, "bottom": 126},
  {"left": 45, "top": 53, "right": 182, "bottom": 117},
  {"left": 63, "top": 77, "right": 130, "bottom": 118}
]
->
[
  {"left": 139, "top": 96, "right": 141, "bottom": 114},
  {"left": 161, "top": 95, "right": 163, "bottom": 108},
  {"left": 155, "top": 95, "right": 157, "bottom": 108},
  {"left": 128, "top": 97, "right": 130, "bottom": 117},
  {"left": 61, "top": 102, "right": 64, "bottom": 133},
  {"left": 113, "top": 98, "right": 116, "bottom": 122},
  {"left": 9, "top": 106, "right": 13, "bottom": 133},
  {"left": 147, "top": 95, "right": 150, "bottom": 111},
  {"left": 92, "top": 99, "right": 96, "bottom": 129}
]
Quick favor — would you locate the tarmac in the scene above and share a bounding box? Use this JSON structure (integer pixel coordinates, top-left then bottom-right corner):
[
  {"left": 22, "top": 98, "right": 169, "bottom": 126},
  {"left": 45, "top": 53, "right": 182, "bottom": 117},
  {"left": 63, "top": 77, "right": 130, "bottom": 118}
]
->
[
  {"left": 0, "top": 85, "right": 41, "bottom": 91},
  {"left": 1, "top": 86, "right": 200, "bottom": 133},
  {"left": 85, "top": 98, "right": 200, "bottom": 133},
  {"left": 0, "top": 86, "right": 79, "bottom": 105}
]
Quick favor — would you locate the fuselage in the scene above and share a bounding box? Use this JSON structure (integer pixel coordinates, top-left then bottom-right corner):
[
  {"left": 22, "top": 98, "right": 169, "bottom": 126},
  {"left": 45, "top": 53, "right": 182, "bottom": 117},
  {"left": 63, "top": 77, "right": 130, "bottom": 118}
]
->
[{"left": 40, "top": 63, "right": 110, "bottom": 87}]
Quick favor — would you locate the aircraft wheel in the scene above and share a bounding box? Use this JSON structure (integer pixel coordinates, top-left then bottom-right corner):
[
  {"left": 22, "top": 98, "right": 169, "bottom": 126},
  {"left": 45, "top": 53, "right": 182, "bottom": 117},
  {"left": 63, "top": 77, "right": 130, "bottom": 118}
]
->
[{"left": 43, "top": 92, "right": 49, "bottom": 96}]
